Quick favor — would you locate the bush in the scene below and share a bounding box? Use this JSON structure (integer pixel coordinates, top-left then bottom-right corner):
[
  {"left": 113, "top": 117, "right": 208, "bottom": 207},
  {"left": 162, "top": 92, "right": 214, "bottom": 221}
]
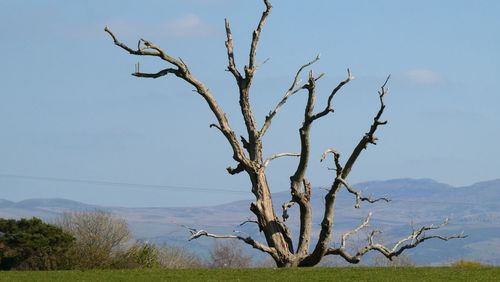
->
[
  {"left": 208, "top": 240, "right": 252, "bottom": 268},
  {"left": 112, "top": 242, "right": 161, "bottom": 269},
  {"left": 56, "top": 210, "right": 130, "bottom": 269},
  {"left": 451, "top": 259, "right": 483, "bottom": 268},
  {"left": 0, "top": 217, "right": 74, "bottom": 270},
  {"left": 157, "top": 244, "right": 203, "bottom": 269},
  {"left": 111, "top": 243, "right": 203, "bottom": 269}
]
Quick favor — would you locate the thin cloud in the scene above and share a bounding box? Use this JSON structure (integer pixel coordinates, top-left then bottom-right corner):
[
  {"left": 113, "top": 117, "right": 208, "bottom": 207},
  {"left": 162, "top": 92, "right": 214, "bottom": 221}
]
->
[
  {"left": 403, "top": 69, "right": 446, "bottom": 86},
  {"left": 162, "top": 13, "right": 215, "bottom": 38}
]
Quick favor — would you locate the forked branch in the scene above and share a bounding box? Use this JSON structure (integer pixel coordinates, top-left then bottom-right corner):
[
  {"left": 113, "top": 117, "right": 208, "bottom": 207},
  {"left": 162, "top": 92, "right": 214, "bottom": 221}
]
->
[
  {"left": 260, "top": 55, "right": 321, "bottom": 137},
  {"left": 184, "top": 226, "right": 277, "bottom": 256},
  {"left": 337, "top": 177, "right": 390, "bottom": 208},
  {"left": 105, "top": 27, "right": 187, "bottom": 72},
  {"left": 248, "top": 0, "right": 273, "bottom": 73},
  {"left": 310, "top": 69, "right": 353, "bottom": 121},
  {"left": 104, "top": 26, "right": 249, "bottom": 169},
  {"left": 326, "top": 215, "right": 466, "bottom": 263}
]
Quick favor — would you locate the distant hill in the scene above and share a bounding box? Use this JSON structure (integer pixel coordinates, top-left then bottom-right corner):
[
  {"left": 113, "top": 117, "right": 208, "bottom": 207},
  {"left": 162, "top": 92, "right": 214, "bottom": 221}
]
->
[{"left": 1, "top": 178, "right": 499, "bottom": 265}]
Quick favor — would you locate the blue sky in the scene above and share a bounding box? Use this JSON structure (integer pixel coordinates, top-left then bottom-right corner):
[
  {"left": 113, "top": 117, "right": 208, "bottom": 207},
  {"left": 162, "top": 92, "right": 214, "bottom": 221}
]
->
[{"left": 0, "top": 0, "right": 499, "bottom": 207}]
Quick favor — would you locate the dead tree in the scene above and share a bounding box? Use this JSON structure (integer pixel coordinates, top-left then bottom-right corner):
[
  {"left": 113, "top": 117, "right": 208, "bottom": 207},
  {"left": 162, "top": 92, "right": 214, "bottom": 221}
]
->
[{"left": 105, "top": 0, "right": 465, "bottom": 267}]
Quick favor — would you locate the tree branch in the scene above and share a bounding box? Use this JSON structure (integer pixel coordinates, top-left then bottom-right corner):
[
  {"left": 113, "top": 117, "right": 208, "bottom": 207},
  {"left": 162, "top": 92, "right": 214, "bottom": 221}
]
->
[
  {"left": 105, "top": 26, "right": 250, "bottom": 168},
  {"left": 325, "top": 216, "right": 466, "bottom": 263},
  {"left": 247, "top": 0, "right": 272, "bottom": 74},
  {"left": 224, "top": 19, "right": 242, "bottom": 82},
  {"left": 302, "top": 76, "right": 389, "bottom": 266},
  {"left": 263, "top": 153, "right": 300, "bottom": 167},
  {"left": 184, "top": 226, "right": 277, "bottom": 256},
  {"left": 340, "top": 212, "right": 372, "bottom": 249},
  {"left": 260, "top": 55, "right": 321, "bottom": 137},
  {"left": 226, "top": 163, "right": 245, "bottom": 175},
  {"left": 310, "top": 69, "right": 353, "bottom": 121},
  {"left": 341, "top": 75, "right": 390, "bottom": 179},
  {"left": 337, "top": 177, "right": 390, "bottom": 209},
  {"left": 132, "top": 68, "right": 179, "bottom": 78},
  {"left": 320, "top": 148, "right": 343, "bottom": 176},
  {"left": 105, "top": 27, "right": 186, "bottom": 72},
  {"left": 239, "top": 219, "right": 259, "bottom": 227}
]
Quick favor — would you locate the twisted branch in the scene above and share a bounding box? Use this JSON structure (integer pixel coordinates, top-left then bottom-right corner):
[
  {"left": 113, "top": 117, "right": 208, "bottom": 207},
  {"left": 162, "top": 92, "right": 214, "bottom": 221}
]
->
[{"left": 326, "top": 216, "right": 466, "bottom": 263}]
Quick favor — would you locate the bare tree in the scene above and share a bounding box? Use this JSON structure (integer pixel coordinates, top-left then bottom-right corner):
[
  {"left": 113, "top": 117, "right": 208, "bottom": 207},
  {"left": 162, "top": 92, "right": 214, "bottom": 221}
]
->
[
  {"left": 57, "top": 210, "right": 130, "bottom": 268},
  {"left": 105, "top": 0, "right": 465, "bottom": 267},
  {"left": 209, "top": 240, "right": 252, "bottom": 268},
  {"left": 157, "top": 244, "right": 203, "bottom": 269}
]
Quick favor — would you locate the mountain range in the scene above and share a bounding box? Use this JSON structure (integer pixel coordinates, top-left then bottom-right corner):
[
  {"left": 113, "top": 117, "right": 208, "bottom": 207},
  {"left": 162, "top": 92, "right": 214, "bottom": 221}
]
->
[{"left": 1, "top": 178, "right": 499, "bottom": 265}]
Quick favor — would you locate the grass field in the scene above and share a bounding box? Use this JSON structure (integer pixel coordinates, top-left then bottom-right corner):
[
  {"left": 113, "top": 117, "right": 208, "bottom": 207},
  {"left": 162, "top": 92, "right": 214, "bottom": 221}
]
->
[{"left": 1, "top": 267, "right": 499, "bottom": 282}]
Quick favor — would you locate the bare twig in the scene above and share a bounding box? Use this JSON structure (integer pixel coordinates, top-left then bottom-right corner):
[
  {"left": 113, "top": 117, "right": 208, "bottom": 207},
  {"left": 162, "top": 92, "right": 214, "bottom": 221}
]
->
[
  {"left": 260, "top": 54, "right": 321, "bottom": 137},
  {"left": 310, "top": 69, "right": 353, "bottom": 121},
  {"left": 340, "top": 212, "right": 372, "bottom": 248},
  {"left": 224, "top": 19, "right": 242, "bottom": 82},
  {"left": 247, "top": 0, "right": 272, "bottom": 73},
  {"left": 105, "top": 27, "right": 186, "bottom": 72},
  {"left": 337, "top": 178, "right": 390, "bottom": 208},
  {"left": 263, "top": 152, "right": 300, "bottom": 167},
  {"left": 184, "top": 226, "right": 276, "bottom": 255},
  {"left": 239, "top": 219, "right": 259, "bottom": 227}
]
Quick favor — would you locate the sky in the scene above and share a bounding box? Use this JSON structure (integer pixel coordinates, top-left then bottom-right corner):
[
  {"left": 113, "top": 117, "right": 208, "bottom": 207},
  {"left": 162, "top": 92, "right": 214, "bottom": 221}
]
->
[{"left": 0, "top": 0, "right": 499, "bottom": 207}]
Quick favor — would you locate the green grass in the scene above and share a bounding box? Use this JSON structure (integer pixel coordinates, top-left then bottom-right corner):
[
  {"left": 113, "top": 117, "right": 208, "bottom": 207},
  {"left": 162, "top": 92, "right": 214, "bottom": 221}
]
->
[{"left": 1, "top": 267, "right": 499, "bottom": 282}]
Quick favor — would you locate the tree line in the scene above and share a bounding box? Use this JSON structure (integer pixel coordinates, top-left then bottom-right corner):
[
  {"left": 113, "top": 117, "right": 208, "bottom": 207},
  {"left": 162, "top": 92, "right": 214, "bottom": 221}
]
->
[
  {"left": 0, "top": 211, "right": 259, "bottom": 270},
  {"left": 3, "top": 211, "right": 482, "bottom": 270}
]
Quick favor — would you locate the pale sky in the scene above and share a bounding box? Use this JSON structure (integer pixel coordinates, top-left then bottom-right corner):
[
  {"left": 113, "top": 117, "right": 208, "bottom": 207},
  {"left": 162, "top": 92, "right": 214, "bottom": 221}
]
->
[{"left": 0, "top": 0, "right": 499, "bottom": 207}]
